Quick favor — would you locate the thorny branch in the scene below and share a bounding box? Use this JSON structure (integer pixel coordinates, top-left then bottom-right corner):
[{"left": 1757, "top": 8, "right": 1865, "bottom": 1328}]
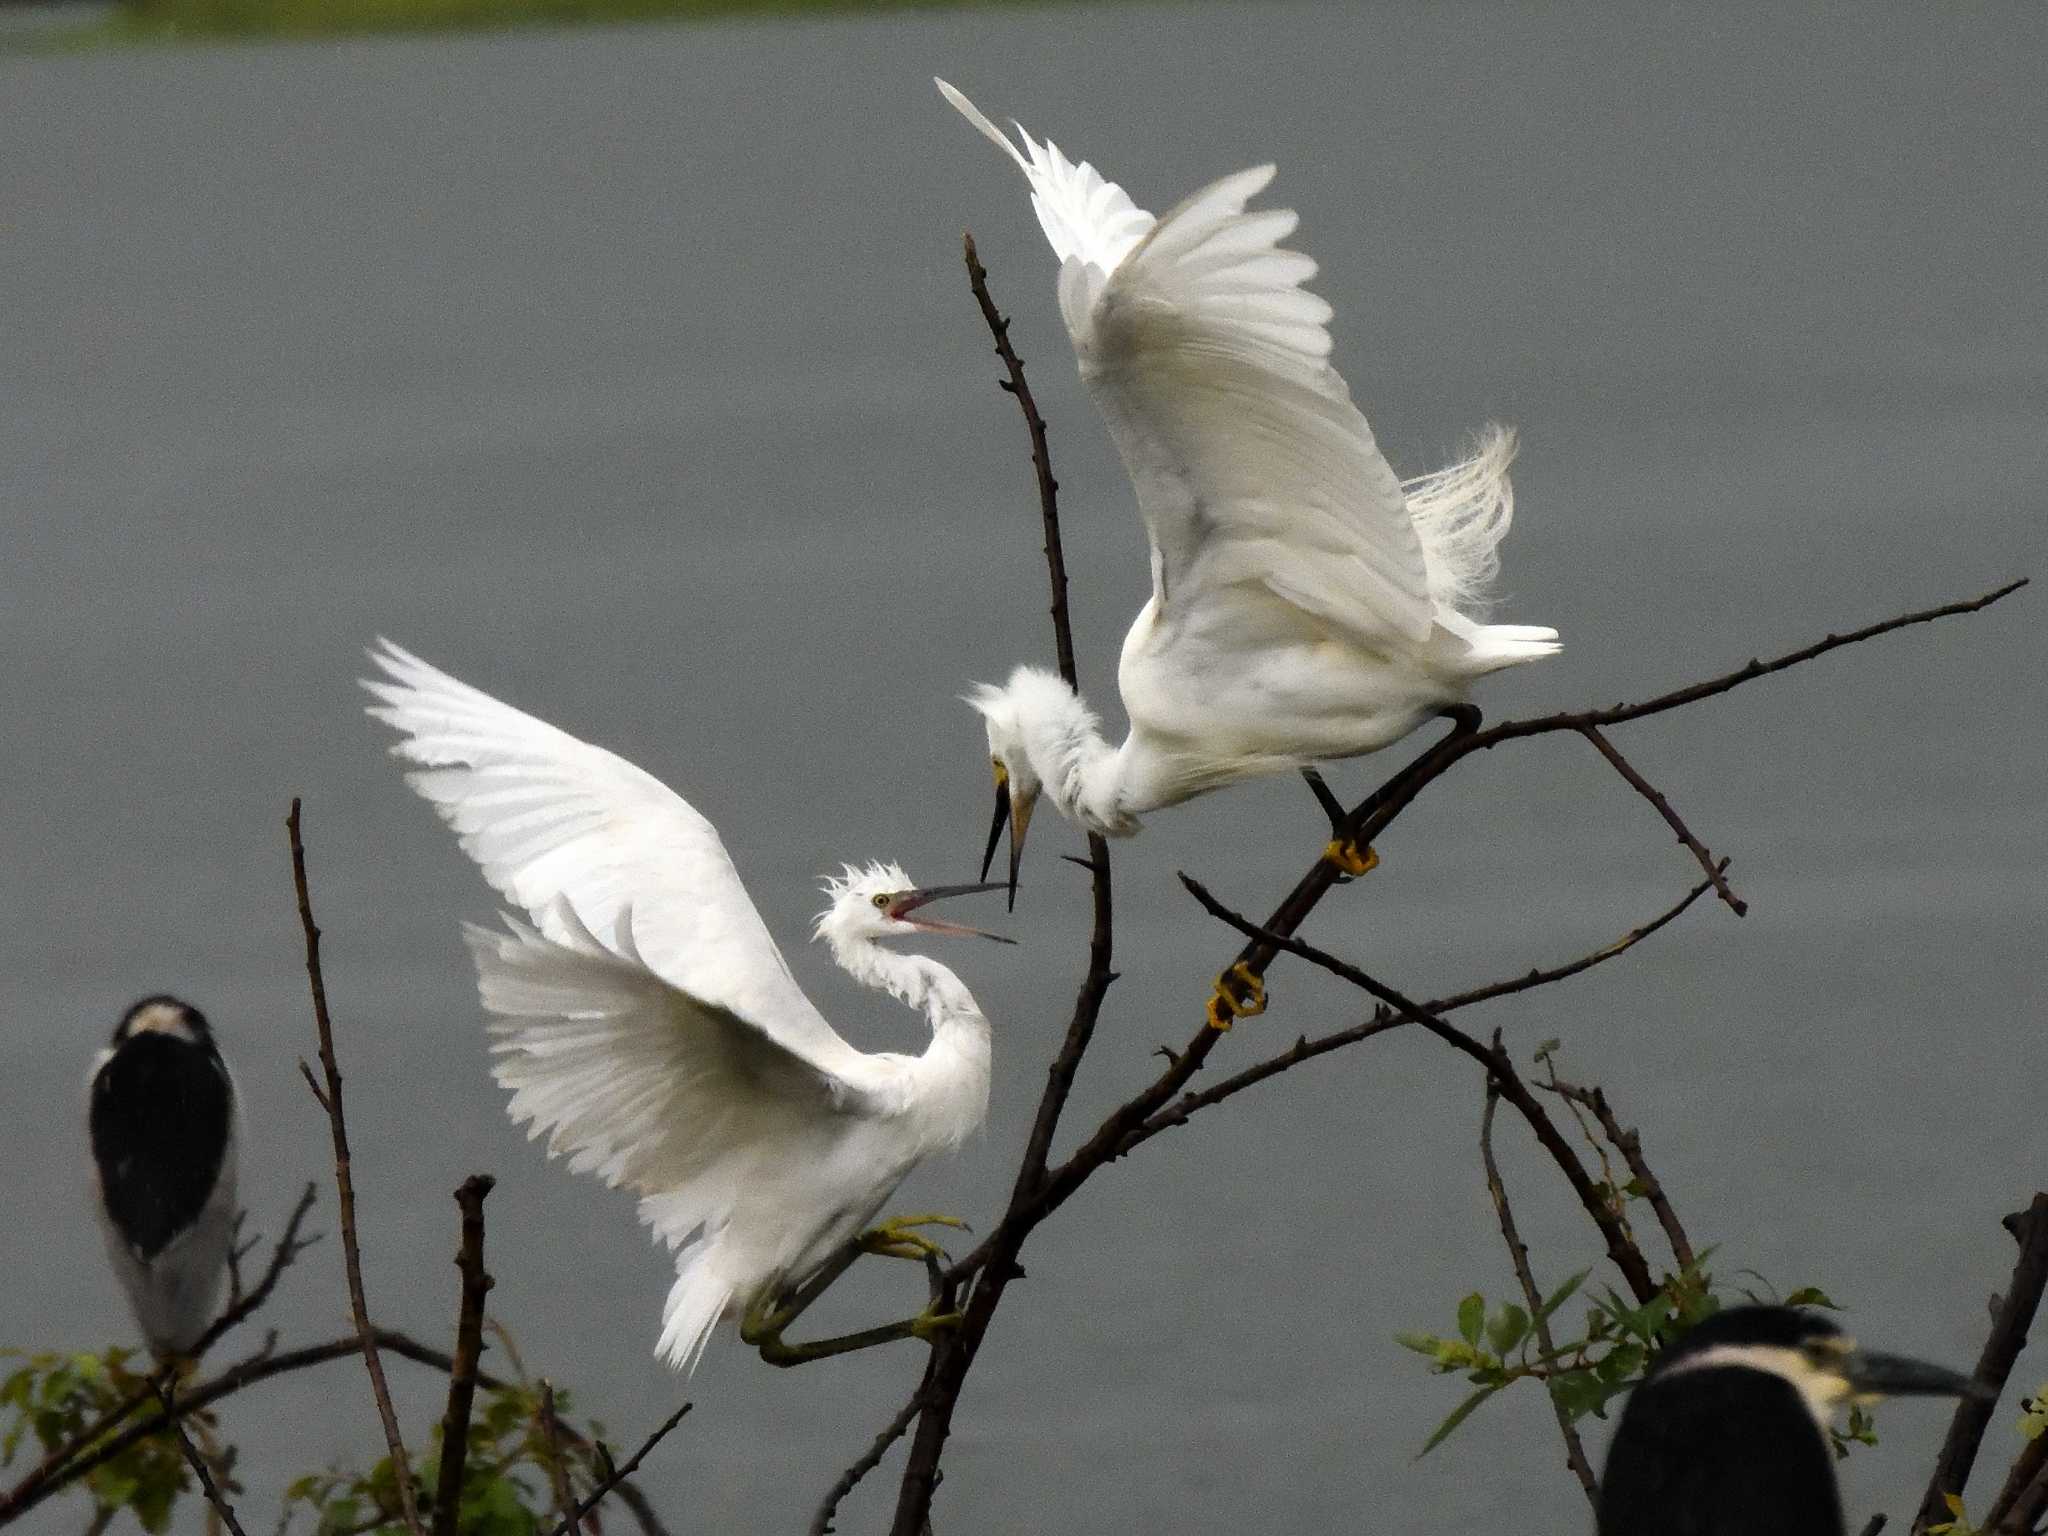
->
[
  {"left": 432, "top": 1175, "right": 496, "bottom": 1536},
  {"left": 1480, "top": 1074, "right": 1599, "bottom": 1505},
  {"left": 288, "top": 798, "right": 425, "bottom": 1536}
]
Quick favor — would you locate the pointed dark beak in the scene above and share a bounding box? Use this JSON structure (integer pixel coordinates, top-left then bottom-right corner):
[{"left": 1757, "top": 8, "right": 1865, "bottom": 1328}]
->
[
  {"left": 979, "top": 764, "right": 1035, "bottom": 910},
  {"left": 888, "top": 882, "right": 1017, "bottom": 944},
  {"left": 1844, "top": 1351, "right": 1993, "bottom": 1401},
  {"left": 981, "top": 771, "right": 1011, "bottom": 884}
]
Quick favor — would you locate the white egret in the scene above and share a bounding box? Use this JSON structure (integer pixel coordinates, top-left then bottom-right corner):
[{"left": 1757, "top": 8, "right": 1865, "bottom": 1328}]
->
[
  {"left": 1597, "top": 1305, "right": 1985, "bottom": 1536},
  {"left": 939, "top": 81, "right": 1561, "bottom": 991},
  {"left": 363, "top": 640, "right": 1011, "bottom": 1373},
  {"left": 88, "top": 996, "right": 239, "bottom": 1360}
]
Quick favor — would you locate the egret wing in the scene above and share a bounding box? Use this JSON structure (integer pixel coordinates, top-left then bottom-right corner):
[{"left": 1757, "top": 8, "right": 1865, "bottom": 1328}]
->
[
  {"left": 462, "top": 907, "right": 874, "bottom": 1201},
  {"left": 362, "top": 639, "right": 870, "bottom": 1086},
  {"left": 940, "top": 82, "right": 1432, "bottom": 646},
  {"left": 1079, "top": 171, "right": 1433, "bottom": 644},
  {"left": 937, "top": 78, "right": 1155, "bottom": 337}
]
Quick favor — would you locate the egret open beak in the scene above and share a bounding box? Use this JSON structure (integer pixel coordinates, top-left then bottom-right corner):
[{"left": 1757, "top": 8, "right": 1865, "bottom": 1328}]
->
[
  {"left": 978, "top": 763, "right": 1036, "bottom": 911},
  {"left": 1841, "top": 1350, "right": 1992, "bottom": 1403},
  {"left": 888, "top": 882, "right": 1017, "bottom": 944}
]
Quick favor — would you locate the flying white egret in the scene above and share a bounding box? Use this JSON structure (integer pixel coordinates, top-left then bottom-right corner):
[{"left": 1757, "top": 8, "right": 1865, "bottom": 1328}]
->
[
  {"left": 939, "top": 80, "right": 1561, "bottom": 1002},
  {"left": 363, "top": 640, "right": 1011, "bottom": 1372},
  {"left": 1597, "top": 1305, "right": 1985, "bottom": 1536},
  {"left": 88, "top": 996, "right": 239, "bottom": 1361}
]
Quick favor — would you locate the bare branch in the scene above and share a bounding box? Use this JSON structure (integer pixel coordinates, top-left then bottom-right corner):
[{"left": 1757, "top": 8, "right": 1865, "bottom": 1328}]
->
[
  {"left": 1922, "top": 1193, "right": 2048, "bottom": 1534},
  {"left": 287, "top": 798, "right": 423, "bottom": 1536},
  {"left": 1576, "top": 725, "right": 1745, "bottom": 916},
  {"left": 1123, "top": 868, "right": 1723, "bottom": 1154},
  {"left": 539, "top": 1401, "right": 693, "bottom": 1536},
  {"left": 1178, "top": 875, "right": 1658, "bottom": 1302},
  {"left": 432, "top": 1176, "right": 496, "bottom": 1536},
  {"left": 892, "top": 234, "right": 1120, "bottom": 1536},
  {"left": 154, "top": 1383, "right": 249, "bottom": 1536},
  {"left": 1539, "top": 1078, "right": 1695, "bottom": 1273},
  {"left": 814, "top": 1385, "right": 925, "bottom": 1535},
  {"left": 536, "top": 1383, "right": 584, "bottom": 1536},
  {"left": 1480, "top": 1074, "right": 1598, "bottom": 1505},
  {"left": 961, "top": 231, "right": 1074, "bottom": 688}
]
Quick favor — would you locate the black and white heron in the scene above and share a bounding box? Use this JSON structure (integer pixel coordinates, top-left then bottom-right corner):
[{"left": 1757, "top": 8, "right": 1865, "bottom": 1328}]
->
[
  {"left": 87, "top": 996, "right": 239, "bottom": 1361},
  {"left": 1597, "top": 1305, "right": 1987, "bottom": 1536}
]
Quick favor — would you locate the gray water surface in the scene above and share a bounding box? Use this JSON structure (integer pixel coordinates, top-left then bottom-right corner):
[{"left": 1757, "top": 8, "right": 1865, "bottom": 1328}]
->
[{"left": 3, "top": 3, "right": 2044, "bottom": 1531}]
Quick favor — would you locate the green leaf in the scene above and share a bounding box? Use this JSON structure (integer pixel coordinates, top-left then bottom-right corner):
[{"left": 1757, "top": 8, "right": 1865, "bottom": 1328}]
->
[
  {"left": 1536, "top": 1270, "right": 1589, "bottom": 1325},
  {"left": 1457, "top": 1293, "right": 1485, "bottom": 1348},
  {"left": 1417, "top": 1382, "right": 1502, "bottom": 1457},
  {"left": 1783, "top": 1286, "right": 1840, "bottom": 1310},
  {"left": 1487, "top": 1304, "right": 1530, "bottom": 1356},
  {"left": 1394, "top": 1332, "right": 1447, "bottom": 1357}
]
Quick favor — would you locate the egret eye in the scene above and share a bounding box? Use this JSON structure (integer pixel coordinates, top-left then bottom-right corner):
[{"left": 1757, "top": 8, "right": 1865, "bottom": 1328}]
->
[{"left": 872, "top": 893, "right": 891, "bottom": 909}]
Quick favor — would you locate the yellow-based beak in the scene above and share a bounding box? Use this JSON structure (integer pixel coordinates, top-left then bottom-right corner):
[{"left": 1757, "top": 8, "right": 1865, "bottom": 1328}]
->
[{"left": 979, "top": 762, "right": 1036, "bottom": 911}]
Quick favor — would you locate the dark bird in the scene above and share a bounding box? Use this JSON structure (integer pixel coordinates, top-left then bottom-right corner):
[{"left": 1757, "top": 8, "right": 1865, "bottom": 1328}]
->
[
  {"left": 88, "top": 996, "right": 238, "bottom": 1360},
  {"left": 1597, "top": 1304, "right": 1987, "bottom": 1536}
]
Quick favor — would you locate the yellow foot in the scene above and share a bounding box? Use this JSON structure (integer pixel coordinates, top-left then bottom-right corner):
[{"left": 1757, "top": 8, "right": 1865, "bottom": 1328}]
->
[
  {"left": 1205, "top": 961, "right": 1267, "bottom": 1032},
  {"left": 1323, "top": 838, "right": 1380, "bottom": 878},
  {"left": 859, "top": 1213, "right": 969, "bottom": 1263},
  {"left": 911, "top": 1304, "right": 964, "bottom": 1344}
]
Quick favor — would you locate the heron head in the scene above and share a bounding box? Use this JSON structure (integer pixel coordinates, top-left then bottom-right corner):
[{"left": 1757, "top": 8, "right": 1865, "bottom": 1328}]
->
[
  {"left": 814, "top": 862, "right": 1015, "bottom": 947},
  {"left": 965, "top": 683, "right": 1040, "bottom": 910},
  {"left": 1647, "top": 1305, "right": 1989, "bottom": 1426},
  {"left": 111, "top": 996, "right": 213, "bottom": 1049}
]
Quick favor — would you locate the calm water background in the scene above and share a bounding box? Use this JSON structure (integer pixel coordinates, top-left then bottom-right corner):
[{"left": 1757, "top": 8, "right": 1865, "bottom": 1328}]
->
[{"left": 3, "top": 3, "right": 2043, "bottom": 1530}]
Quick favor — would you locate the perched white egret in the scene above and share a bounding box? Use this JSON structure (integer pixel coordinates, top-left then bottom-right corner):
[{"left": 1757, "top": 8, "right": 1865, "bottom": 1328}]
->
[
  {"left": 938, "top": 81, "right": 1560, "bottom": 941},
  {"left": 1598, "top": 1305, "right": 1985, "bottom": 1536},
  {"left": 88, "top": 996, "right": 240, "bottom": 1361},
  {"left": 363, "top": 640, "right": 1011, "bottom": 1373}
]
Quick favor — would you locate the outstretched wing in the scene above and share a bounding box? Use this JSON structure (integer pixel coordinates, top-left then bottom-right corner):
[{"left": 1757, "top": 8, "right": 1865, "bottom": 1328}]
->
[
  {"left": 362, "top": 639, "right": 874, "bottom": 1089},
  {"left": 940, "top": 83, "right": 1432, "bottom": 648},
  {"left": 463, "top": 906, "right": 865, "bottom": 1200}
]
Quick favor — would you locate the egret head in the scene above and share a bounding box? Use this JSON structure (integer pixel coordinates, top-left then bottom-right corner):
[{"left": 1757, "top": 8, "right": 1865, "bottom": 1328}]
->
[
  {"left": 965, "top": 684, "right": 1040, "bottom": 909},
  {"left": 813, "top": 862, "right": 1015, "bottom": 949},
  {"left": 1644, "top": 1306, "right": 1987, "bottom": 1427}
]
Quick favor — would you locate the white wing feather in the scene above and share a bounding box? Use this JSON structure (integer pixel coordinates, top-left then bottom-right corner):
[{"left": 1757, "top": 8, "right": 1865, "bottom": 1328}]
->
[
  {"left": 362, "top": 639, "right": 875, "bottom": 1089},
  {"left": 940, "top": 83, "right": 1434, "bottom": 647}
]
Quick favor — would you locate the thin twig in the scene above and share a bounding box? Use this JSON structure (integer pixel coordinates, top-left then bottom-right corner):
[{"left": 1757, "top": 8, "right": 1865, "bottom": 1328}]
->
[
  {"left": 814, "top": 1385, "right": 925, "bottom": 1535},
  {"left": 1858, "top": 1517, "right": 1888, "bottom": 1536},
  {"left": 432, "top": 1176, "right": 496, "bottom": 1536},
  {"left": 891, "top": 235, "right": 1119, "bottom": 1536},
  {"left": 1480, "top": 1074, "right": 1598, "bottom": 1505},
  {"left": 540, "top": 1402, "right": 693, "bottom": 1536},
  {"left": 1122, "top": 868, "right": 1723, "bottom": 1156},
  {"left": 962, "top": 231, "right": 1074, "bottom": 689},
  {"left": 0, "top": 1185, "right": 319, "bottom": 1525},
  {"left": 1178, "top": 875, "right": 1658, "bottom": 1302},
  {"left": 1577, "top": 725, "right": 1745, "bottom": 915},
  {"left": 154, "top": 1383, "right": 249, "bottom": 1536},
  {"left": 1922, "top": 1193, "right": 2048, "bottom": 1534},
  {"left": 1541, "top": 1078, "right": 1695, "bottom": 1272},
  {"left": 537, "top": 1383, "right": 584, "bottom": 1536},
  {"left": 287, "top": 799, "right": 423, "bottom": 1536}
]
